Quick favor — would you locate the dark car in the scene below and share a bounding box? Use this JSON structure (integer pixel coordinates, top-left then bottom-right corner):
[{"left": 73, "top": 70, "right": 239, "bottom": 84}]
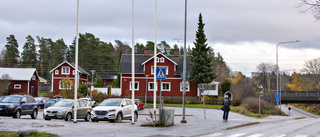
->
[
  {"left": 35, "top": 97, "right": 49, "bottom": 109},
  {"left": 0, "top": 96, "right": 7, "bottom": 102},
  {"left": 0, "top": 95, "right": 38, "bottom": 119},
  {"left": 44, "top": 98, "right": 62, "bottom": 109},
  {"left": 134, "top": 99, "right": 144, "bottom": 110}
]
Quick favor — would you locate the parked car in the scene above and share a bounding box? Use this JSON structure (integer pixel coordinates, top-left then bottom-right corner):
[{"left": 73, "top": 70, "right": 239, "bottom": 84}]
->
[
  {"left": 79, "top": 97, "right": 96, "bottom": 107},
  {"left": 44, "top": 98, "right": 62, "bottom": 109},
  {"left": 134, "top": 99, "right": 144, "bottom": 110},
  {"left": 0, "top": 95, "right": 38, "bottom": 119},
  {"left": 35, "top": 97, "right": 49, "bottom": 109},
  {"left": 0, "top": 96, "right": 7, "bottom": 102},
  {"left": 43, "top": 99, "right": 91, "bottom": 121},
  {"left": 91, "top": 98, "right": 138, "bottom": 122}
]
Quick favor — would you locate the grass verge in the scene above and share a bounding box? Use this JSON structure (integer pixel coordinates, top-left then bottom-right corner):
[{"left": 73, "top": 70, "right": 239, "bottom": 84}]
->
[{"left": 0, "top": 131, "right": 57, "bottom": 137}]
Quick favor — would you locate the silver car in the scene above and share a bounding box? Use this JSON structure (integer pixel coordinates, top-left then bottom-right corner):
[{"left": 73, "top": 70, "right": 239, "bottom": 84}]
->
[
  {"left": 91, "top": 98, "right": 138, "bottom": 122},
  {"left": 43, "top": 99, "right": 91, "bottom": 121}
]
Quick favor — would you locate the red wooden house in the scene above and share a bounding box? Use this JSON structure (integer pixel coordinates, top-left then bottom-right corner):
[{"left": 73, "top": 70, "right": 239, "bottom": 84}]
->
[
  {"left": 50, "top": 61, "right": 89, "bottom": 94},
  {"left": 119, "top": 49, "right": 197, "bottom": 97},
  {"left": 0, "top": 68, "right": 39, "bottom": 97}
]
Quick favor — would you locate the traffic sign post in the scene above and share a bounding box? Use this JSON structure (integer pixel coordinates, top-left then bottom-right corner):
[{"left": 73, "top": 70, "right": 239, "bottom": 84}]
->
[
  {"left": 156, "top": 68, "right": 166, "bottom": 118},
  {"left": 276, "top": 94, "right": 280, "bottom": 103}
]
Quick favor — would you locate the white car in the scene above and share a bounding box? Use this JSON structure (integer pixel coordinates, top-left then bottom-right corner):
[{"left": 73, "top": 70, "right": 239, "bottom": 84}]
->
[
  {"left": 91, "top": 98, "right": 138, "bottom": 122},
  {"left": 79, "top": 98, "right": 96, "bottom": 107}
]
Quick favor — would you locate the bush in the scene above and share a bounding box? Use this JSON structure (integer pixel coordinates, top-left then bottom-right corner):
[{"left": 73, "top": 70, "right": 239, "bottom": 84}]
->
[
  {"left": 231, "top": 99, "right": 242, "bottom": 106},
  {"left": 239, "top": 97, "right": 284, "bottom": 116}
]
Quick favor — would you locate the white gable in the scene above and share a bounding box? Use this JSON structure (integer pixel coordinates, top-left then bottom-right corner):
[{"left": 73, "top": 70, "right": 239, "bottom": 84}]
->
[
  {"left": 141, "top": 53, "right": 178, "bottom": 65},
  {"left": 0, "top": 68, "right": 37, "bottom": 81}
]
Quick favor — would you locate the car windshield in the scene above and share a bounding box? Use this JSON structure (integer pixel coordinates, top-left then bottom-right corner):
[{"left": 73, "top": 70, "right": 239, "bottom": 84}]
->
[
  {"left": 52, "top": 100, "right": 73, "bottom": 107},
  {"left": 1, "top": 96, "right": 21, "bottom": 103},
  {"left": 99, "top": 99, "right": 121, "bottom": 106},
  {"left": 46, "top": 100, "right": 56, "bottom": 104}
]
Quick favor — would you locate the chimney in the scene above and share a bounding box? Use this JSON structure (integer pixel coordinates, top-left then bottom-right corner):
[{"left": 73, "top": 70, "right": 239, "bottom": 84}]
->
[
  {"left": 174, "top": 49, "right": 179, "bottom": 56},
  {"left": 144, "top": 48, "right": 149, "bottom": 56}
]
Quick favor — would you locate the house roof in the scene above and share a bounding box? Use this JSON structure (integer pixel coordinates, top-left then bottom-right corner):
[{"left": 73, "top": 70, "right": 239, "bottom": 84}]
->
[
  {"left": 49, "top": 61, "right": 90, "bottom": 75},
  {"left": 100, "top": 75, "right": 117, "bottom": 80},
  {"left": 0, "top": 68, "right": 38, "bottom": 81},
  {"left": 39, "top": 76, "right": 50, "bottom": 83},
  {"left": 119, "top": 53, "right": 191, "bottom": 75},
  {"left": 141, "top": 53, "right": 178, "bottom": 65}
]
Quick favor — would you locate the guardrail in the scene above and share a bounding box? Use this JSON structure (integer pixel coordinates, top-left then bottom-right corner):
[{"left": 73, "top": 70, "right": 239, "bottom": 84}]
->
[{"left": 281, "top": 91, "right": 320, "bottom": 104}]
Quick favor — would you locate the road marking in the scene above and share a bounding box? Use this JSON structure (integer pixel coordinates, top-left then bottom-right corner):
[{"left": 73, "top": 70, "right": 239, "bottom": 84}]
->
[
  {"left": 228, "top": 133, "right": 246, "bottom": 137},
  {"left": 201, "top": 133, "right": 225, "bottom": 137},
  {"left": 294, "top": 135, "right": 308, "bottom": 137},
  {"left": 247, "top": 134, "right": 264, "bottom": 137},
  {"left": 270, "top": 134, "right": 287, "bottom": 137}
]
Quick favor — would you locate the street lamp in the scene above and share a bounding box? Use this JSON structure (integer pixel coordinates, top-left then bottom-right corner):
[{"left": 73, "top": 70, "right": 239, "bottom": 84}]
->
[
  {"left": 145, "top": 75, "right": 149, "bottom": 107},
  {"left": 276, "top": 40, "right": 299, "bottom": 108}
]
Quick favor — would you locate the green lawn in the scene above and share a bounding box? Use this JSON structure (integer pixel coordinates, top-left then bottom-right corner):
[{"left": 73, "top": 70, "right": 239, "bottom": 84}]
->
[
  {"left": 38, "top": 92, "right": 47, "bottom": 96},
  {"left": 0, "top": 131, "right": 56, "bottom": 137}
]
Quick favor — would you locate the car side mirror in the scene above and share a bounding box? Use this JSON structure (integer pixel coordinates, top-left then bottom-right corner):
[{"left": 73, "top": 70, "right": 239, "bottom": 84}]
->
[
  {"left": 121, "top": 105, "right": 124, "bottom": 107},
  {"left": 21, "top": 101, "right": 26, "bottom": 104}
]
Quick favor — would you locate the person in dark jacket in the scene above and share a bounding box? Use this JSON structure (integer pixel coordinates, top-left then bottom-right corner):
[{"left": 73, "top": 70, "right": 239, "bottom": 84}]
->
[{"left": 222, "top": 95, "right": 231, "bottom": 121}]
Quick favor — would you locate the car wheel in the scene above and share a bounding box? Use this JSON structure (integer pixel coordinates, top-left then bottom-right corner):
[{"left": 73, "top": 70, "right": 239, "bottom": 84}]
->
[
  {"left": 134, "top": 111, "right": 138, "bottom": 122},
  {"left": 116, "top": 113, "right": 123, "bottom": 123},
  {"left": 12, "top": 109, "right": 21, "bottom": 119},
  {"left": 30, "top": 109, "right": 38, "bottom": 119},
  {"left": 84, "top": 112, "right": 90, "bottom": 121},
  {"left": 65, "top": 113, "right": 72, "bottom": 121}
]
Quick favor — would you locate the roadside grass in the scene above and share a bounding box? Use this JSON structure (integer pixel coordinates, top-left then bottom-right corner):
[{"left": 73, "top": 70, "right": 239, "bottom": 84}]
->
[
  {"left": 0, "top": 131, "right": 57, "bottom": 137},
  {"left": 145, "top": 103, "right": 238, "bottom": 112},
  {"left": 38, "top": 92, "right": 47, "bottom": 96}
]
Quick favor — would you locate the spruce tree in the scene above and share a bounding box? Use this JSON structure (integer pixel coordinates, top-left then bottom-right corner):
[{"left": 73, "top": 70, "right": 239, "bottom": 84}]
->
[
  {"left": 189, "top": 13, "right": 216, "bottom": 84},
  {"left": 4, "top": 35, "right": 20, "bottom": 67},
  {"left": 21, "top": 35, "right": 38, "bottom": 68}
]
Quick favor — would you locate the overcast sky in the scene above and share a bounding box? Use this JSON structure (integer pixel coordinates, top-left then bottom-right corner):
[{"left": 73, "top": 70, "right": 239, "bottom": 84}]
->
[{"left": 1, "top": 0, "right": 320, "bottom": 77}]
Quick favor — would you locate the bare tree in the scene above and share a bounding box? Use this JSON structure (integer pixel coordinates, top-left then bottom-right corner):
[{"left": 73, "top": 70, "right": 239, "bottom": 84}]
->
[
  {"left": 301, "top": 57, "right": 320, "bottom": 74},
  {"left": 253, "top": 62, "right": 276, "bottom": 93},
  {"left": 297, "top": 0, "right": 320, "bottom": 21},
  {"left": 0, "top": 74, "right": 12, "bottom": 95}
]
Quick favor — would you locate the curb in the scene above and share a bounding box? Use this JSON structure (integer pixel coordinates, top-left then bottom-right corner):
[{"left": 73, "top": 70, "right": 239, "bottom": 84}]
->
[{"left": 225, "top": 122, "right": 260, "bottom": 130}]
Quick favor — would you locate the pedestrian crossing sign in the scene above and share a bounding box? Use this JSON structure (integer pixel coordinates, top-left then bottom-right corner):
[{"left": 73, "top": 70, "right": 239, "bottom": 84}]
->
[{"left": 156, "top": 68, "right": 166, "bottom": 80}]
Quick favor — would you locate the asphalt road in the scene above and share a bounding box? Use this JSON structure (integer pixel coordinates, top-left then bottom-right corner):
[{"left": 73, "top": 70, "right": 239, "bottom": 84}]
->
[{"left": 0, "top": 105, "right": 318, "bottom": 137}]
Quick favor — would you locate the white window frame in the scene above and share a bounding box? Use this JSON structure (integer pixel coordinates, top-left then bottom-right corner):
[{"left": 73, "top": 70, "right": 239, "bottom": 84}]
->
[
  {"left": 161, "top": 82, "right": 171, "bottom": 91},
  {"left": 61, "top": 66, "right": 70, "bottom": 75},
  {"left": 160, "top": 57, "right": 165, "bottom": 63},
  {"left": 130, "top": 81, "right": 139, "bottom": 90},
  {"left": 14, "top": 84, "right": 21, "bottom": 89},
  {"left": 180, "top": 81, "right": 190, "bottom": 92},
  {"left": 148, "top": 82, "right": 158, "bottom": 91},
  {"left": 55, "top": 70, "right": 59, "bottom": 75},
  {"left": 151, "top": 66, "right": 168, "bottom": 75},
  {"left": 73, "top": 70, "right": 76, "bottom": 75},
  {"left": 156, "top": 57, "right": 159, "bottom": 63},
  {"left": 59, "top": 81, "right": 71, "bottom": 90}
]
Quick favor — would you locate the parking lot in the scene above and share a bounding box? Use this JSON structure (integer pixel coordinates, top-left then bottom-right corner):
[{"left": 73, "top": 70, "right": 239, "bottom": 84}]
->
[
  {"left": 0, "top": 107, "right": 261, "bottom": 137},
  {"left": 1, "top": 106, "right": 311, "bottom": 137}
]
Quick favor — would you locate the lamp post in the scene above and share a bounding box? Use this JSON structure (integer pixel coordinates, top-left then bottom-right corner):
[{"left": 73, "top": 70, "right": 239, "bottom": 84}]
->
[
  {"left": 90, "top": 70, "right": 95, "bottom": 106},
  {"left": 276, "top": 40, "right": 299, "bottom": 108},
  {"left": 181, "top": 0, "right": 187, "bottom": 123},
  {"left": 73, "top": 0, "right": 80, "bottom": 123},
  {"left": 145, "top": 75, "right": 149, "bottom": 107}
]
